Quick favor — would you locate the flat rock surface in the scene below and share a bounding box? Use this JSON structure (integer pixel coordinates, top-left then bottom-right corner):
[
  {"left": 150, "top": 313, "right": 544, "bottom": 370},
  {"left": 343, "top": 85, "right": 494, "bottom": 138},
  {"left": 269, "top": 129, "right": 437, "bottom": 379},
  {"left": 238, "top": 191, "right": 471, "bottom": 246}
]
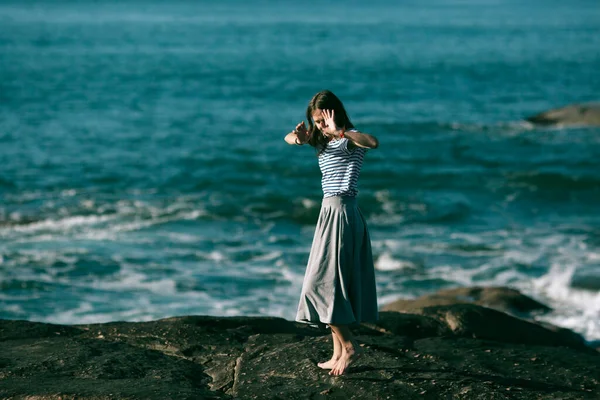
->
[{"left": 1, "top": 295, "right": 599, "bottom": 399}]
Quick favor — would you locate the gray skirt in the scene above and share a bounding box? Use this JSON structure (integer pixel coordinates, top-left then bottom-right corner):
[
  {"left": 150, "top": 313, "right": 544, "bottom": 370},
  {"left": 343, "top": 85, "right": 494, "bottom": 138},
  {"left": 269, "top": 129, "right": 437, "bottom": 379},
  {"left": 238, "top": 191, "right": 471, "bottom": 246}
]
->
[{"left": 296, "top": 196, "right": 379, "bottom": 326}]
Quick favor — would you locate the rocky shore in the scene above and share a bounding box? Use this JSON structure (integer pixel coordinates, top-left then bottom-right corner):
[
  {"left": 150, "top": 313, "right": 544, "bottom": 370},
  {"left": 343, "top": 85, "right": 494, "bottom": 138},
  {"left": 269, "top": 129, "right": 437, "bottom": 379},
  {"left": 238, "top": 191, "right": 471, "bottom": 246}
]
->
[{"left": 1, "top": 287, "right": 598, "bottom": 399}]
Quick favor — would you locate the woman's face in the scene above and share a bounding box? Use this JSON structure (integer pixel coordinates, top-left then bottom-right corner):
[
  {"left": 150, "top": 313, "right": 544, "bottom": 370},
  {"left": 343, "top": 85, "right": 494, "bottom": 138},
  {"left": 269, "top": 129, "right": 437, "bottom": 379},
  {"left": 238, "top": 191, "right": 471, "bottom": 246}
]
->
[{"left": 312, "top": 109, "right": 328, "bottom": 133}]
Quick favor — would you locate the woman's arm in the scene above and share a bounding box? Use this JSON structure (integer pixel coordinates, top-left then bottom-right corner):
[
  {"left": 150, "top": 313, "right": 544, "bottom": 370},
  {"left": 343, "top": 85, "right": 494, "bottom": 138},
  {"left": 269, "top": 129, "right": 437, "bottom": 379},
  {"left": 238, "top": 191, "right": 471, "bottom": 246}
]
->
[
  {"left": 285, "top": 131, "right": 301, "bottom": 145},
  {"left": 343, "top": 129, "right": 379, "bottom": 149},
  {"left": 284, "top": 121, "right": 310, "bottom": 146},
  {"left": 320, "top": 109, "right": 378, "bottom": 149}
]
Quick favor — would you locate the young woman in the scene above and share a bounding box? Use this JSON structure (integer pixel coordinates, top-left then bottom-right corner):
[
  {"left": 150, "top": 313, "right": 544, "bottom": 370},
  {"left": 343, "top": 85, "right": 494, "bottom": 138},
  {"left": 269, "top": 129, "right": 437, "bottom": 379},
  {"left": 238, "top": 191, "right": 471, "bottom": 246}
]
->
[{"left": 285, "top": 90, "right": 379, "bottom": 376}]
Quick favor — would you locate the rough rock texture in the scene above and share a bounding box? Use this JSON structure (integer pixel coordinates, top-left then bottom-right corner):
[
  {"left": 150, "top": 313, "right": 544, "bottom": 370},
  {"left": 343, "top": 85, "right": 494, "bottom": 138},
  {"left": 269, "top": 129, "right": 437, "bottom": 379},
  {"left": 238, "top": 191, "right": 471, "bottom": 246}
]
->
[
  {"left": 381, "top": 286, "right": 551, "bottom": 317},
  {"left": 1, "top": 291, "right": 599, "bottom": 399},
  {"left": 525, "top": 103, "right": 600, "bottom": 126},
  {"left": 380, "top": 287, "right": 585, "bottom": 349}
]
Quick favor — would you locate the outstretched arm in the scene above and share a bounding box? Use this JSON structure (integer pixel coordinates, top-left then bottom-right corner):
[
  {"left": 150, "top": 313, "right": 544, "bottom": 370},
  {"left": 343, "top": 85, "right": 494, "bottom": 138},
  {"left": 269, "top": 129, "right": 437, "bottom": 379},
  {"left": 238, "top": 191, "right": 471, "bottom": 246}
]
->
[
  {"left": 321, "top": 109, "right": 379, "bottom": 149},
  {"left": 284, "top": 121, "right": 310, "bottom": 145},
  {"left": 284, "top": 132, "right": 299, "bottom": 145},
  {"left": 343, "top": 129, "right": 379, "bottom": 149}
]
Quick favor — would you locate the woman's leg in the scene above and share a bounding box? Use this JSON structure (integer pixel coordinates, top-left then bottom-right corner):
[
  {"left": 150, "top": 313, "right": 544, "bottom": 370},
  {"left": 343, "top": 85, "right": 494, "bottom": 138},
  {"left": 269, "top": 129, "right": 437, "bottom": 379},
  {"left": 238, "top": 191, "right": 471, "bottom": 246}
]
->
[
  {"left": 317, "top": 330, "right": 342, "bottom": 369},
  {"left": 328, "top": 324, "right": 363, "bottom": 376}
]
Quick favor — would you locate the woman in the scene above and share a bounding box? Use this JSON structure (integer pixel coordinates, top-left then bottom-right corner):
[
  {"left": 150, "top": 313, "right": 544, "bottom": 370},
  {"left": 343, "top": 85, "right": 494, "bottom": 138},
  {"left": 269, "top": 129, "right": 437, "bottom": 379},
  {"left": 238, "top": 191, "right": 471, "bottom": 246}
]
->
[{"left": 285, "top": 90, "right": 379, "bottom": 376}]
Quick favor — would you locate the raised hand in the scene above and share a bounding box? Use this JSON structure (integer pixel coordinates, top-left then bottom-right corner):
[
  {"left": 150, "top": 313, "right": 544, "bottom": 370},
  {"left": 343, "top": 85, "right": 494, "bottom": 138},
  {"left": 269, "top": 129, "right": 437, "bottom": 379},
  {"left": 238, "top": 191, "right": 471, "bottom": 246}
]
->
[
  {"left": 322, "top": 109, "right": 340, "bottom": 137},
  {"left": 294, "top": 121, "right": 310, "bottom": 144}
]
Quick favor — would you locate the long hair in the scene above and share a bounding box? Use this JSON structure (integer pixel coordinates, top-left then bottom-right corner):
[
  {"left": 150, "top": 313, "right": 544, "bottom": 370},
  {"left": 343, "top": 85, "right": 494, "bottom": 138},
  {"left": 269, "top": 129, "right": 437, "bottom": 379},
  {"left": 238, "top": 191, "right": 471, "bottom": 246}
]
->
[{"left": 305, "top": 90, "right": 354, "bottom": 155}]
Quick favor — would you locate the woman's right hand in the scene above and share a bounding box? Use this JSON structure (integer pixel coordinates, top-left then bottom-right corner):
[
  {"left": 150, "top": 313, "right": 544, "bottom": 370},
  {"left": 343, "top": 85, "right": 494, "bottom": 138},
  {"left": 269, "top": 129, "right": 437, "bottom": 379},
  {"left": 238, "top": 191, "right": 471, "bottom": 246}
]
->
[{"left": 294, "top": 121, "right": 310, "bottom": 144}]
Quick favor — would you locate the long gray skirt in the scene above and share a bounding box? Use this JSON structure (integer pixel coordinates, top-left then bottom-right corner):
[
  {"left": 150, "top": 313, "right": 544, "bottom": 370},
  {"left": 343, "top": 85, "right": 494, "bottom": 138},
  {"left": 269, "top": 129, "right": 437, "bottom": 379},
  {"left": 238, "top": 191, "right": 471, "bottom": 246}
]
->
[{"left": 296, "top": 196, "right": 379, "bottom": 326}]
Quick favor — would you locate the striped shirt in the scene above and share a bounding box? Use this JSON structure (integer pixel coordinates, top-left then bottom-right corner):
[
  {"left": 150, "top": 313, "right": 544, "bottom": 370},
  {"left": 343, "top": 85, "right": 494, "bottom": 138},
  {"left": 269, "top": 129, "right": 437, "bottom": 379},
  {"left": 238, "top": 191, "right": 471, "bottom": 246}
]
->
[{"left": 318, "top": 132, "right": 366, "bottom": 198}]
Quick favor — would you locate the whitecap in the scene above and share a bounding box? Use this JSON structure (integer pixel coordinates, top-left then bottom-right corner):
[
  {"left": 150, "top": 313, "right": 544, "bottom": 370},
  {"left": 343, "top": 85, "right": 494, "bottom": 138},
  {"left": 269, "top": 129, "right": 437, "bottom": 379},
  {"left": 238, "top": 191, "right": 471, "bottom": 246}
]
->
[
  {"left": 196, "top": 250, "right": 227, "bottom": 263},
  {"left": 1, "top": 214, "right": 116, "bottom": 235},
  {"left": 301, "top": 198, "right": 318, "bottom": 209},
  {"left": 529, "top": 262, "right": 600, "bottom": 341},
  {"left": 375, "top": 252, "right": 419, "bottom": 272},
  {"left": 251, "top": 251, "right": 283, "bottom": 262}
]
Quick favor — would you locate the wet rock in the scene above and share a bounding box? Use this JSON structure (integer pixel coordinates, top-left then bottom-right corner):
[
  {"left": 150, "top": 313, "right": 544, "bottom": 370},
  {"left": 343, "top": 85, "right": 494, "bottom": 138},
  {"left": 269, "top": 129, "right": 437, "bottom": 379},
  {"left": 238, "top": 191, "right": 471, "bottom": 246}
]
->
[
  {"left": 381, "top": 286, "right": 551, "bottom": 317},
  {"left": 417, "top": 304, "right": 588, "bottom": 350},
  {"left": 1, "top": 292, "right": 599, "bottom": 399}
]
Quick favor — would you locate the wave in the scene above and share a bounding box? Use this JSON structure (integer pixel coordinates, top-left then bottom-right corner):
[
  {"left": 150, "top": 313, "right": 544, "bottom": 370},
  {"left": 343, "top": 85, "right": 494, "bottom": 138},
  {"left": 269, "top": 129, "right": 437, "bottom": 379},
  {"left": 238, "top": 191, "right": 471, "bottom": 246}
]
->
[
  {"left": 0, "top": 187, "right": 477, "bottom": 245},
  {"left": 0, "top": 196, "right": 209, "bottom": 241},
  {"left": 531, "top": 263, "right": 600, "bottom": 342}
]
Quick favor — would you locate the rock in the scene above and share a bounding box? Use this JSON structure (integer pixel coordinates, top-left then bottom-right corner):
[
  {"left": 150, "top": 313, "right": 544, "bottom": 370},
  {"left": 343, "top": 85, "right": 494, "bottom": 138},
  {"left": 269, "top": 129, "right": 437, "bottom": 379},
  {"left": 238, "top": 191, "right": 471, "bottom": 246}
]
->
[
  {"left": 417, "top": 304, "right": 588, "bottom": 350},
  {"left": 1, "top": 305, "right": 599, "bottom": 399},
  {"left": 381, "top": 286, "right": 551, "bottom": 317},
  {"left": 525, "top": 103, "right": 600, "bottom": 126},
  {"left": 0, "top": 323, "right": 219, "bottom": 399}
]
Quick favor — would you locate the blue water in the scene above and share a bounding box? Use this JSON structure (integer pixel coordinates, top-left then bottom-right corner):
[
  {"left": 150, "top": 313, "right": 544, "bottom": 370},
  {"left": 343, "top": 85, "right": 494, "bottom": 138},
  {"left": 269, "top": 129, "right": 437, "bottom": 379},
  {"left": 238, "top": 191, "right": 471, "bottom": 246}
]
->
[{"left": 1, "top": 0, "right": 600, "bottom": 341}]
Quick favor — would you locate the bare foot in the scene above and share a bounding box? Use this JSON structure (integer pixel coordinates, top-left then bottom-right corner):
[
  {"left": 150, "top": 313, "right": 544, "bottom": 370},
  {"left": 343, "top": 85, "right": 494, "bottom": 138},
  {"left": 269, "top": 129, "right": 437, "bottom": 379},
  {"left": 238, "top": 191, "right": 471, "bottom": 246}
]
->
[
  {"left": 329, "top": 346, "right": 363, "bottom": 376},
  {"left": 317, "top": 356, "right": 340, "bottom": 370}
]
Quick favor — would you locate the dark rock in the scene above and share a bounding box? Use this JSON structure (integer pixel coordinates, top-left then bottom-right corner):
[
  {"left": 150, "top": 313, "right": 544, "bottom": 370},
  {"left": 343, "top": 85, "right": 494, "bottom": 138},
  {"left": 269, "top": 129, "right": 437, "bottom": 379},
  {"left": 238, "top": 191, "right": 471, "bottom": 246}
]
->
[
  {"left": 1, "top": 306, "right": 599, "bottom": 400},
  {"left": 360, "top": 311, "right": 451, "bottom": 338},
  {"left": 0, "top": 319, "right": 84, "bottom": 341},
  {"left": 0, "top": 333, "right": 220, "bottom": 399},
  {"left": 525, "top": 103, "right": 600, "bottom": 126},
  {"left": 381, "top": 286, "right": 552, "bottom": 317},
  {"left": 417, "top": 304, "right": 589, "bottom": 350}
]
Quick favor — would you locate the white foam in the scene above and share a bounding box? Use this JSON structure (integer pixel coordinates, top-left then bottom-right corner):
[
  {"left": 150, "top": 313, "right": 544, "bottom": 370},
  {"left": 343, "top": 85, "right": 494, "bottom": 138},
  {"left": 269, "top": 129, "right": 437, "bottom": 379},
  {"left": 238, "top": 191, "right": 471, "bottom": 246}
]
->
[
  {"left": 2, "top": 249, "right": 85, "bottom": 270},
  {"left": 378, "top": 292, "right": 416, "bottom": 307},
  {"left": 46, "top": 301, "right": 95, "bottom": 325},
  {"left": 530, "top": 262, "right": 600, "bottom": 341},
  {"left": 251, "top": 251, "right": 282, "bottom": 262},
  {"left": 164, "top": 232, "right": 202, "bottom": 243},
  {"left": 2, "top": 196, "right": 209, "bottom": 243},
  {"left": 196, "top": 250, "right": 227, "bottom": 263},
  {"left": 4, "top": 191, "right": 44, "bottom": 202},
  {"left": 1, "top": 214, "right": 116, "bottom": 235},
  {"left": 502, "top": 249, "right": 543, "bottom": 265},
  {"left": 369, "top": 213, "right": 405, "bottom": 226},
  {"left": 427, "top": 262, "right": 516, "bottom": 287},
  {"left": 374, "top": 239, "right": 404, "bottom": 252},
  {"left": 112, "top": 210, "right": 206, "bottom": 233},
  {"left": 82, "top": 270, "right": 178, "bottom": 295},
  {"left": 2, "top": 304, "right": 26, "bottom": 314},
  {"left": 587, "top": 252, "right": 600, "bottom": 261},
  {"left": 301, "top": 198, "right": 318, "bottom": 209},
  {"left": 369, "top": 190, "right": 407, "bottom": 226},
  {"left": 375, "top": 252, "right": 418, "bottom": 271},
  {"left": 60, "top": 189, "right": 77, "bottom": 197},
  {"left": 43, "top": 298, "right": 157, "bottom": 325}
]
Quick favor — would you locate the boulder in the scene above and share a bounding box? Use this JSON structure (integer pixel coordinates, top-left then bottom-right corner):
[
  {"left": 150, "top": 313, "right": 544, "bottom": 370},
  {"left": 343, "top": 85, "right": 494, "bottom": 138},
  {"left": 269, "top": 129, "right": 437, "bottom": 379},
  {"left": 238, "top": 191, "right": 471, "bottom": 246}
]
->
[
  {"left": 526, "top": 103, "right": 600, "bottom": 126},
  {"left": 417, "top": 304, "right": 588, "bottom": 349},
  {"left": 381, "top": 286, "right": 551, "bottom": 317}
]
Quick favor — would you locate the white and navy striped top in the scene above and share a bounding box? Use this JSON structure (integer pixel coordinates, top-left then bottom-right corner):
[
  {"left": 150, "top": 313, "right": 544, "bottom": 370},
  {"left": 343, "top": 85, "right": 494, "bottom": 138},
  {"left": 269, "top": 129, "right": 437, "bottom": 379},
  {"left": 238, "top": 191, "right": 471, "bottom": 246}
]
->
[{"left": 318, "top": 132, "right": 366, "bottom": 198}]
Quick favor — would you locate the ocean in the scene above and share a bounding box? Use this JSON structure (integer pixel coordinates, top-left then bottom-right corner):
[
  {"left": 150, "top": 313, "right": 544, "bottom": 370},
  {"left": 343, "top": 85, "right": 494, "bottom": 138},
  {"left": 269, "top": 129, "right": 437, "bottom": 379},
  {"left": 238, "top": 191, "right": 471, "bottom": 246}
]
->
[{"left": 1, "top": 0, "right": 599, "bottom": 343}]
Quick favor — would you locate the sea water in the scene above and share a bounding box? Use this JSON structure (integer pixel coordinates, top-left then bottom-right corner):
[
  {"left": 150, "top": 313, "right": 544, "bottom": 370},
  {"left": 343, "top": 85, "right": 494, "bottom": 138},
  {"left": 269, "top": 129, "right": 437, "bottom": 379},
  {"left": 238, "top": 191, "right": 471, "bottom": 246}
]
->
[{"left": 1, "top": 0, "right": 600, "bottom": 342}]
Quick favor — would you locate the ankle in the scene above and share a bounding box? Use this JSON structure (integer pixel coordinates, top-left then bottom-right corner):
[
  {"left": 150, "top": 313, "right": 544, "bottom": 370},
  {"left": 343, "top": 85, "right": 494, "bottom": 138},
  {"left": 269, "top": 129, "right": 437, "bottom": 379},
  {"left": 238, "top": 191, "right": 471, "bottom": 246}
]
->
[{"left": 343, "top": 343, "right": 356, "bottom": 354}]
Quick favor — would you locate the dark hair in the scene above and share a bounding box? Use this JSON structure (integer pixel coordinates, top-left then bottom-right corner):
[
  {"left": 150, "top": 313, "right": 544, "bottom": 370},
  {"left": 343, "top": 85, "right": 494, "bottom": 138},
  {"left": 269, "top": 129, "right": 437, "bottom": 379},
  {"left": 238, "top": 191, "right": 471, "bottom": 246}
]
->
[{"left": 305, "top": 90, "right": 354, "bottom": 154}]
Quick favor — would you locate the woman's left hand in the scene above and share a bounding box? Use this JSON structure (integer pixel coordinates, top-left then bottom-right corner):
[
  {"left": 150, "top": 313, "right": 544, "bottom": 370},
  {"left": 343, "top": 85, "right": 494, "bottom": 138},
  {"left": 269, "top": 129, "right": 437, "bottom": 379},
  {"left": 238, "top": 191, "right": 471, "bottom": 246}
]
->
[{"left": 322, "top": 109, "right": 343, "bottom": 138}]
